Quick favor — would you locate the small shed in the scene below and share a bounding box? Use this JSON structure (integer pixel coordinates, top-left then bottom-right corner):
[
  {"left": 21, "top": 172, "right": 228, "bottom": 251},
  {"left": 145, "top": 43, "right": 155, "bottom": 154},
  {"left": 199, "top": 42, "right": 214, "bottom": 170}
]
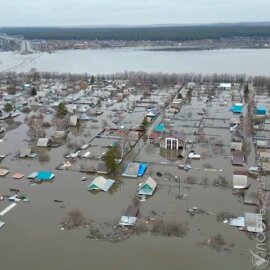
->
[
  {"left": 139, "top": 176, "right": 157, "bottom": 196},
  {"left": 231, "top": 103, "right": 243, "bottom": 114},
  {"left": 70, "top": 115, "right": 78, "bottom": 127},
  {"left": 36, "top": 138, "right": 52, "bottom": 147},
  {"left": 231, "top": 141, "right": 243, "bottom": 151},
  {"left": 256, "top": 106, "right": 267, "bottom": 116},
  {"left": 233, "top": 175, "right": 249, "bottom": 189},
  {"left": 36, "top": 171, "right": 55, "bottom": 181},
  {"left": 119, "top": 206, "right": 139, "bottom": 226},
  {"left": 88, "top": 176, "right": 115, "bottom": 192}
]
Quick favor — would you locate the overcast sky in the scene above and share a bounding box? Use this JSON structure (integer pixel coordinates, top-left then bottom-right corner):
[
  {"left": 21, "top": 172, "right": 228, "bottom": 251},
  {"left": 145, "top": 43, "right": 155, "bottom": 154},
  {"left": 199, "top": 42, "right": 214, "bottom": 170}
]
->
[{"left": 1, "top": 0, "right": 269, "bottom": 26}]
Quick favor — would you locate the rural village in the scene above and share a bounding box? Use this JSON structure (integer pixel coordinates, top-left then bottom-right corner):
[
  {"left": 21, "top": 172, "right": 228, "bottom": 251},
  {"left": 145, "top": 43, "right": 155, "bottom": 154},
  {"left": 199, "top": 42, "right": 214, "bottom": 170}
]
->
[{"left": 0, "top": 71, "right": 269, "bottom": 251}]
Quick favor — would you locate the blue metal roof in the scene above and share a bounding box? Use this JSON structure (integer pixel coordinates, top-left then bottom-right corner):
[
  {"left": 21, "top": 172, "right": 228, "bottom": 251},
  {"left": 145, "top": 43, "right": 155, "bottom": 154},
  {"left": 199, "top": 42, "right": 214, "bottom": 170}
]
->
[{"left": 36, "top": 171, "right": 54, "bottom": 181}]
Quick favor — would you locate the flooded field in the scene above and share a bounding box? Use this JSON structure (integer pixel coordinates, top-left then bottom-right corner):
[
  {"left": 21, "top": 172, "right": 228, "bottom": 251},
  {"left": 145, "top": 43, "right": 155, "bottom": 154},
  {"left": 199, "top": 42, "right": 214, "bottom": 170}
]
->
[{"left": 0, "top": 81, "right": 269, "bottom": 270}]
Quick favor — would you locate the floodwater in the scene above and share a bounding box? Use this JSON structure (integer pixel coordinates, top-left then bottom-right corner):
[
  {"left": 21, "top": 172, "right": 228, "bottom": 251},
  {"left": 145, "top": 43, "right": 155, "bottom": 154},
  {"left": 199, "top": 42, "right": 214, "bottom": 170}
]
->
[
  {"left": 1, "top": 47, "right": 270, "bottom": 75},
  {"left": 0, "top": 87, "right": 266, "bottom": 269}
]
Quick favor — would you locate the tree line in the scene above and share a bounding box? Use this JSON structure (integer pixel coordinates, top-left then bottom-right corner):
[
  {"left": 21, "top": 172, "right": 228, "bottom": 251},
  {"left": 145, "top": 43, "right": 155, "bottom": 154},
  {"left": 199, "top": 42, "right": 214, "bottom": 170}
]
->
[
  {"left": 2, "top": 70, "right": 270, "bottom": 89},
  {"left": 1, "top": 25, "right": 270, "bottom": 41}
]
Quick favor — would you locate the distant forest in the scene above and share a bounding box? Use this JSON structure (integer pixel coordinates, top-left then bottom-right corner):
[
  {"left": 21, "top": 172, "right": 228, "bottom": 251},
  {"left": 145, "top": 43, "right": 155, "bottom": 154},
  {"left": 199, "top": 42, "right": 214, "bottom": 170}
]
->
[{"left": 1, "top": 25, "right": 270, "bottom": 41}]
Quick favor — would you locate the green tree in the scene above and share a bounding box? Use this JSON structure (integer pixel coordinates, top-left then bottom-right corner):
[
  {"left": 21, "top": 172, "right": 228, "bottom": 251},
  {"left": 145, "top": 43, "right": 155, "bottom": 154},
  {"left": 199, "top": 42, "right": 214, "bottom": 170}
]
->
[
  {"left": 90, "top": 75, "right": 95, "bottom": 84},
  {"left": 3, "top": 103, "right": 13, "bottom": 113},
  {"left": 56, "top": 102, "right": 68, "bottom": 118},
  {"left": 31, "top": 87, "right": 37, "bottom": 96},
  {"left": 244, "top": 84, "right": 249, "bottom": 95},
  {"left": 102, "top": 147, "right": 121, "bottom": 175}
]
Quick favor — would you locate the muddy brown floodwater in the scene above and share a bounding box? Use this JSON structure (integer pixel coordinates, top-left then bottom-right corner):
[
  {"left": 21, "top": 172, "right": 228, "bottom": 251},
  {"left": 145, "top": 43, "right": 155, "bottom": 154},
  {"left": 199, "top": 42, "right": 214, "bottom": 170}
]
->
[{"left": 0, "top": 87, "right": 265, "bottom": 270}]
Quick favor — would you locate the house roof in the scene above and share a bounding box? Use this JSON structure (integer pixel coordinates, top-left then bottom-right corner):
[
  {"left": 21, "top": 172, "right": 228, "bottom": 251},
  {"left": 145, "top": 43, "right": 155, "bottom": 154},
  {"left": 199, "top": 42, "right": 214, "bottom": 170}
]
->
[
  {"left": 245, "top": 212, "right": 263, "bottom": 233},
  {"left": 233, "top": 175, "right": 248, "bottom": 189},
  {"left": 149, "top": 133, "right": 159, "bottom": 140},
  {"left": 20, "top": 148, "right": 31, "bottom": 158},
  {"left": 259, "top": 152, "right": 270, "bottom": 159},
  {"left": 36, "top": 171, "right": 55, "bottom": 181},
  {"left": 139, "top": 176, "right": 157, "bottom": 196},
  {"left": 232, "top": 152, "right": 244, "bottom": 165},
  {"left": 88, "top": 176, "right": 115, "bottom": 192},
  {"left": 244, "top": 191, "right": 258, "bottom": 205},
  {"left": 37, "top": 138, "right": 51, "bottom": 147},
  {"left": 124, "top": 206, "right": 139, "bottom": 217},
  {"left": 70, "top": 115, "right": 78, "bottom": 126},
  {"left": 97, "top": 162, "right": 108, "bottom": 174}
]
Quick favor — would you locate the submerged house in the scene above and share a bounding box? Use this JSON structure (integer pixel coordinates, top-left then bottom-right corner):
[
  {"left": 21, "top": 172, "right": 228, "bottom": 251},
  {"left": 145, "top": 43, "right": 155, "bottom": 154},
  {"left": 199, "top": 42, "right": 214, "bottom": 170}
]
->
[
  {"left": 139, "top": 176, "right": 157, "bottom": 196},
  {"left": 122, "top": 162, "right": 147, "bottom": 178},
  {"left": 119, "top": 206, "right": 139, "bottom": 226},
  {"left": 88, "top": 176, "right": 115, "bottom": 192},
  {"left": 232, "top": 152, "right": 245, "bottom": 166},
  {"left": 229, "top": 212, "right": 263, "bottom": 233},
  {"left": 233, "top": 175, "right": 249, "bottom": 189},
  {"left": 231, "top": 103, "right": 243, "bottom": 114},
  {"left": 256, "top": 105, "right": 267, "bottom": 116},
  {"left": 36, "top": 138, "right": 52, "bottom": 147},
  {"left": 19, "top": 148, "right": 37, "bottom": 158},
  {"left": 165, "top": 131, "right": 186, "bottom": 150},
  {"left": 36, "top": 171, "right": 55, "bottom": 181}
]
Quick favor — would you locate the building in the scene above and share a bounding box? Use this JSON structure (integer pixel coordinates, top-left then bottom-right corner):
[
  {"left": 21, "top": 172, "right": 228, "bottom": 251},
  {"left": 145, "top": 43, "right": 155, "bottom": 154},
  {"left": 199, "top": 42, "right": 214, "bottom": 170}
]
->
[
  {"left": 139, "top": 176, "right": 157, "bottom": 196},
  {"left": 256, "top": 105, "right": 267, "bottom": 115},
  {"left": 119, "top": 206, "right": 139, "bottom": 226},
  {"left": 165, "top": 131, "right": 186, "bottom": 150},
  {"left": 232, "top": 152, "right": 245, "bottom": 166},
  {"left": 231, "top": 103, "right": 243, "bottom": 114},
  {"left": 88, "top": 176, "right": 115, "bottom": 192},
  {"left": 219, "top": 83, "right": 232, "bottom": 90},
  {"left": 36, "top": 171, "right": 55, "bottom": 181},
  {"left": 36, "top": 138, "right": 52, "bottom": 147},
  {"left": 70, "top": 115, "right": 78, "bottom": 127},
  {"left": 233, "top": 175, "right": 249, "bottom": 189},
  {"left": 154, "top": 123, "right": 166, "bottom": 133}
]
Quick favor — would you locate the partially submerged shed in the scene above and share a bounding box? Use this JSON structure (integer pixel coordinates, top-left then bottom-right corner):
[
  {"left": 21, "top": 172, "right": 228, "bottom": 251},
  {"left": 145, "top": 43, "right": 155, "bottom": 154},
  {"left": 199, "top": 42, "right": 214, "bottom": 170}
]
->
[
  {"left": 36, "top": 138, "right": 52, "bottom": 147},
  {"left": 36, "top": 171, "right": 55, "bottom": 181}
]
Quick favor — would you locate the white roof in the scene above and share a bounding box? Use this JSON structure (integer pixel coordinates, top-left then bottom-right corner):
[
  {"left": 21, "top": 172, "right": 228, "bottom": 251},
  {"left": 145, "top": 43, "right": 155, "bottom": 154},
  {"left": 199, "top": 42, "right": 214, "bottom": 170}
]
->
[{"left": 233, "top": 175, "right": 248, "bottom": 189}]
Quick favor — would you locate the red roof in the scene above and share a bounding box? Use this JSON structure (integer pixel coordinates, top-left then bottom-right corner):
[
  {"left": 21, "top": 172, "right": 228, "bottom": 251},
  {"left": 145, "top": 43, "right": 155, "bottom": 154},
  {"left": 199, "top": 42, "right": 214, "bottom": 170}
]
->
[{"left": 149, "top": 133, "right": 159, "bottom": 140}]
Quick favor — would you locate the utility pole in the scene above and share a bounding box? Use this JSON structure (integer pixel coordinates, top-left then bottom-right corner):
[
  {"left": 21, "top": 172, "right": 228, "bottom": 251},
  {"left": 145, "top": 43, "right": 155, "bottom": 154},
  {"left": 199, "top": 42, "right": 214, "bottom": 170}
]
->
[{"left": 175, "top": 175, "right": 180, "bottom": 199}]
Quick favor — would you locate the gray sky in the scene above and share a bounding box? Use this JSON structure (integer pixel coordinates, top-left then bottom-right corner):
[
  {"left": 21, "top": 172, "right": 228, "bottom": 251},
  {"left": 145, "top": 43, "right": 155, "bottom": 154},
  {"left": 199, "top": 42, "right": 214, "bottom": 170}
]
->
[{"left": 1, "top": 0, "right": 270, "bottom": 26}]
